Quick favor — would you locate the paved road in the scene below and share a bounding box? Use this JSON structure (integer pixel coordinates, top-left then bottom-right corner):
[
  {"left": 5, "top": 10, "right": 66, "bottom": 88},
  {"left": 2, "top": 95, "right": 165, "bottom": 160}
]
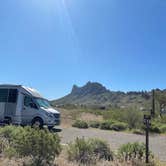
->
[{"left": 59, "top": 127, "right": 166, "bottom": 162}]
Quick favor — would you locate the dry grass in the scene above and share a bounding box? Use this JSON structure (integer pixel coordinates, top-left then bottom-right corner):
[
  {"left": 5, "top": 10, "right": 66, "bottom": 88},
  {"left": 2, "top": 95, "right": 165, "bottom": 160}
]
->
[
  {"left": 59, "top": 109, "right": 103, "bottom": 128},
  {"left": 59, "top": 109, "right": 79, "bottom": 128},
  {"left": 55, "top": 153, "right": 165, "bottom": 166},
  {"left": 0, "top": 153, "right": 165, "bottom": 166},
  {"left": 54, "top": 149, "right": 166, "bottom": 166},
  {"left": 60, "top": 109, "right": 103, "bottom": 128},
  {"left": 0, "top": 156, "right": 31, "bottom": 166},
  {"left": 79, "top": 112, "right": 103, "bottom": 123}
]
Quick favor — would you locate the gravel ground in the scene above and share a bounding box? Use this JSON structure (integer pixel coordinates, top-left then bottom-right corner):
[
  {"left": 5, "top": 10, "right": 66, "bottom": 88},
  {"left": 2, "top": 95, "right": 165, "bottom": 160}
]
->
[{"left": 59, "top": 127, "right": 166, "bottom": 162}]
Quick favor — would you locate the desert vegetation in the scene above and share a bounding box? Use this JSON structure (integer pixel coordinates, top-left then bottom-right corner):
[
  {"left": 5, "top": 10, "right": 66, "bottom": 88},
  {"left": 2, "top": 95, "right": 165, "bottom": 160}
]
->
[
  {"left": 53, "top": 82, "right": 166, "bottom": 134},
  {"left": 0, "top": 126, "right": 61, "bottom": 166},
  {"left": 67, "top": 107, "right": 166, "bottom": 134},
  {"left": 0, "top": 126, "right": 165, "bottom": 166}
]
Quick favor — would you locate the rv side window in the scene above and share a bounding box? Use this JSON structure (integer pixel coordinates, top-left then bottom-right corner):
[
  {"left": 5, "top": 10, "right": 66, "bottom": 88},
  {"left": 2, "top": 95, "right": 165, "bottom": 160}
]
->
[
  {"left": 24, "top": 96, "right": 32, "bottom": 107},
  {"left": 8, "top": 89, "right": 18, "bottom": 103},
  {"left": 0, "top": 89, "right": 18, "bottom": 103},
  {"left": 0, "top": 89, "right": 8, "bottom": 102},
  {"left": 24, "top": 96, "right": 38, "bottom": 109}
]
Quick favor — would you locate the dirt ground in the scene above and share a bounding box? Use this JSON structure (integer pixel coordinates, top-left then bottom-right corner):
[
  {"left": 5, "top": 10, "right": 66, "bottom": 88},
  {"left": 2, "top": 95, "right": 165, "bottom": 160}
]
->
[
  {"left": 59, "top": 127, "right": 166, "bottom": 162},
  {"left": 58, "top": 109, "right": 166, "bottom": 162},
  {"left": 59, "top": 109, "right": 103, "bottom": 127}
]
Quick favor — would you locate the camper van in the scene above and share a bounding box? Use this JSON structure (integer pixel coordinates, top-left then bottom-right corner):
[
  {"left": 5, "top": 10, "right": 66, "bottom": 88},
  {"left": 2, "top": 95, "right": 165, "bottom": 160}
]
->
[{"left": 0, "top": 85, "right": 60, "bottom": 129}]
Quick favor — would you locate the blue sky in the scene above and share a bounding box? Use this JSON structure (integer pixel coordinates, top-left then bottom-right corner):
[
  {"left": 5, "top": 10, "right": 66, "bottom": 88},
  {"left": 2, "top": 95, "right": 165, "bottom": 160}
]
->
[{"left": 0, "top": 0, "right": 166, "bottom": 99}]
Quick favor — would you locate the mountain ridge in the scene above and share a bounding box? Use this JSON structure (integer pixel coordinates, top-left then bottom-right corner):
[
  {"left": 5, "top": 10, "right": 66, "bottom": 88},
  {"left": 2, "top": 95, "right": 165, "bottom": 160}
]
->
[{"left": 52, "top": 82, "right": 154, "bottom": 109}]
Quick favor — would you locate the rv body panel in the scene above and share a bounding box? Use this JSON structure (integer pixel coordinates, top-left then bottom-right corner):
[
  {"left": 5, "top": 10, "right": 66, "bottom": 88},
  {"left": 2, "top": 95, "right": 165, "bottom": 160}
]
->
[{"left": 0, "top": 103, "right": 5, "bottom": 120}]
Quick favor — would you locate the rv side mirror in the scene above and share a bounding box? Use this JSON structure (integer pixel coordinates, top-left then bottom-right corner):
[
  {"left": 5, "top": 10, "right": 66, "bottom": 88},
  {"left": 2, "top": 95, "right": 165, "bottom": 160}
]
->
[{"left": 30, "top": 102, "right": 38, "bottom": 109}]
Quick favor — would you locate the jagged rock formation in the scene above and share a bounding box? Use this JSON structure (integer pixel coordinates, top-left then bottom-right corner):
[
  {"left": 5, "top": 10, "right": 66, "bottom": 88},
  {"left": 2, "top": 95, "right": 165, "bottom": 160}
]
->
[{"left": 51, "top": 82, "right": 152, "bottom": 108}]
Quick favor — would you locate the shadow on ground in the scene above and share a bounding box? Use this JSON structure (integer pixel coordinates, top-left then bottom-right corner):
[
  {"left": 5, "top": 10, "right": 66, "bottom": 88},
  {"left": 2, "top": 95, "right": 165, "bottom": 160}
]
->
[{"left": 50, "top": 128, "right": 62, "bottom": 133}]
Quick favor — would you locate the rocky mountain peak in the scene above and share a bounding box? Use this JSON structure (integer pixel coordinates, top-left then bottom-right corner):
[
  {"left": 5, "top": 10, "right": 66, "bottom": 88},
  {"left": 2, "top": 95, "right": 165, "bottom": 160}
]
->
[{"left": 71, "top": 82, "right": 109, "bottom": 95}]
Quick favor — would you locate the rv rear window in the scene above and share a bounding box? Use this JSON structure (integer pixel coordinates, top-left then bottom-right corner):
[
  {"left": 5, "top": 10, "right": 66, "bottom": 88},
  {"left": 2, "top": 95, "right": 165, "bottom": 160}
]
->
[
  {"left": 0, "top": 89, "right": 18, "bottom": 103},
  {"left": 0, "top": 89, "right": 8, "bottom": 102}
]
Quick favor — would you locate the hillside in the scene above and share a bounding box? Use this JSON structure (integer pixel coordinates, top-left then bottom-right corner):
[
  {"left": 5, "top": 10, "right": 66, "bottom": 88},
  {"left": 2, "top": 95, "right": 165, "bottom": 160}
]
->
[{"left": 52, "top": 82, "right": 153, "bottom": 109}]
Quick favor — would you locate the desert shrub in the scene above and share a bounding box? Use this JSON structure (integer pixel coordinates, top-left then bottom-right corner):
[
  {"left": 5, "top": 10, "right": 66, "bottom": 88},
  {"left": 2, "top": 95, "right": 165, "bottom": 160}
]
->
[
  {"left": 149, "top": 123, "right": 162, "bottom": 133},
  {"left": 132, "top": 129, "right": 144, "bottom": 135},
  {"left": 110, "top": 122, "right": 128, "bottom": 131},
  {"left": 100, "top": 121, "right": 112, "bottom": 130},
  {"left": 4, "top": 147, "right": 17, "bottom": 159},
  {"left": 159, "top": 124, "right": 166, "bottom": 133},
  {"left": 0, "top": 126, "right": 61, "bottom": 166},
  {"left": 0, "top": 137, "right": 10, "bottom": 154},
  {"left": 102, "top": 109, "right": 124, "bottom": 121},
  {"left": 83, "top": 108, "right": 103, "bottom": 116},
  {"left": 67, "top": 138, "right": 93, "bottom": 165},
  {"left": 150, "top": 125, "right": 161, "bottom": 133},
  {"left": 100, "top": 120, "right": 128, "bottom": 131},
  {"left": 118, "top": 142, "right": 153, "bottom": 162},
  {"left": 102, "top": 109, "right": 143, "bottom": 130},
  {"left": 89, "top": 121, "right": 100, "bottom": 128},
  {"left": 122, "top": 109, "right": 143, "bottom": 129},
  {"left": 61, "top": 104, "right": 77, "bottom": 109},
  {"left": 145, "top": 119, "right": 166, "bottom": 134},
  {"left": 160, "top": 115, "right": 166, "bottom": 123},
  {"left": 90, "top": 138, "right": 113, "bottom": 161},
  {"left": 72, "top": 120, "right": 88, "bottom": 129},
  {"left": 142, "top": 121, "right": 158, "bottom": 133},
  {"left": 67, "top": 137, "right": 113, "bottom": 165}
]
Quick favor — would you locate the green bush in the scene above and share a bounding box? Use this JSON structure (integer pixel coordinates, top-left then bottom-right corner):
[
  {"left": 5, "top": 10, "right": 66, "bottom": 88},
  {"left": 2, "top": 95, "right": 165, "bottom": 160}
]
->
[
  {"left": 100, "top": 120, "right": 128, "bottom": 131},
  {"left": 149, "top": 123, "right": 161, "bottom": 133},
  {"left": 146, "top": 120, "right": 166, "bottom": 134},
  {"left": 90, "top": 138, "right": 113, "bottom": 161},
  {"left": 159, "top": 124, "right": 166, "bottom": 133},
  {"left": 102, "top": 109, "right": 143, "bottom": 130},
  {"left": 67, "top": 137, "right": 92, "bottom": 165},
  {"left": 102, "top": 108, "right": 124, "bottom": 121},
  {"left": 118, "top": 142, "right": 153, "bottom": 161},
  {"left": 148, "top": 122, "right": 163, "bottom": 133},
  {"left": 160, "top": 115, "right": 166, "bottom": 123},
  {"left": 72, "top": 120, "right": 88, "bottom": 129},
  {"left": 89, "top": 121, "right": 100, "bottom": 128},
  {"left": 0, "top": 137, "right": 9, "bottom": 154},
  {"left": 110, "top": 122, "right": 128, "bottom": 131},
  {"left": 122, "top": 109, "right": 143, "bottom": 129},
  {"left": 100, "top": 121, "right": 112, "bottom": 130},
  {"left": 0, "top": 126, "right": 61, "bottom": 166},
  {"left": 67, "top": 137, "right": 113, "bottom": 165},
  {"left": 4, "top": 147, "right": 17, "bottom": 159}
]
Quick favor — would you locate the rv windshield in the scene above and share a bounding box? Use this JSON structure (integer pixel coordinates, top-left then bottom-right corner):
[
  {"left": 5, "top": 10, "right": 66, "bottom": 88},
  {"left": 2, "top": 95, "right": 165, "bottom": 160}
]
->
[{"left": 35, "top": 98, "right": 51, "bottom": 109}]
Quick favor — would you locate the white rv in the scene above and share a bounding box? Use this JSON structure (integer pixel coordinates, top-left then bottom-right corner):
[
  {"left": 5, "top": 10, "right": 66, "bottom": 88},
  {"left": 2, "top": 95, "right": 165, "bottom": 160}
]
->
[{"left": 0, "top": 85, "right": 60, "bottom": 129}]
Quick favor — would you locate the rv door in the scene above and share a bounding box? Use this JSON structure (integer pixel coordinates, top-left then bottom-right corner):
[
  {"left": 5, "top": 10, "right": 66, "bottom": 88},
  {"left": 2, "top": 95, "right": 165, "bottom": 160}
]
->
[
  {"left": 21, "top": 95, "right": 38, "bottom": 125},
  {"left": 0, "top": 89, "right": 18, "bottom": 121}
]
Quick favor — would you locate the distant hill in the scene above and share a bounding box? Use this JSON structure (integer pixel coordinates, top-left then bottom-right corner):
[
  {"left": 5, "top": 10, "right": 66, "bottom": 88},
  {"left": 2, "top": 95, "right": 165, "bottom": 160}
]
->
[{"left": 51, "top": 82, "right": 154, "bottom": 109}]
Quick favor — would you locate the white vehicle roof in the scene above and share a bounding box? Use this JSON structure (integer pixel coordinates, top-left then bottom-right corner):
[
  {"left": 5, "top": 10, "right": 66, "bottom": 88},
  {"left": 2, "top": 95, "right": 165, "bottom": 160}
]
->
[
  {"left": 22, "top": 86, "right": 43, "bottom": 98},
  {"left": 0, "top": 84, "right": 43, "bottom": 98}
]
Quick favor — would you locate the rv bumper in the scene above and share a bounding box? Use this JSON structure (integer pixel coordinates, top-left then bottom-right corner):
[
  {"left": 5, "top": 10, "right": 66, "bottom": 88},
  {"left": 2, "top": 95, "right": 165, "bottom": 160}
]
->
[
  {"left": 44, "top": 114, "right": 60, "bottom": 126},
  {"left": 45, "top": 119, "right": 60, "bottom": 126}
]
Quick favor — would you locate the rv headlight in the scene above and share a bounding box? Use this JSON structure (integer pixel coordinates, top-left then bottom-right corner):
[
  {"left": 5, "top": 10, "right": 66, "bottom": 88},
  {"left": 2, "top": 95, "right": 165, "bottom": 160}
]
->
[{"left": 45, "top": 112, "right": 54, "bottom": 118}]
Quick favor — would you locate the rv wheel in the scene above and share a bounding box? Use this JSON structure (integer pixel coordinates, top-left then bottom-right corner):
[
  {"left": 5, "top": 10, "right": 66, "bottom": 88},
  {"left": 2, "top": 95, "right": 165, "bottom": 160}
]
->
[
  {"left": 32, "top": 118, "right": 43, "bottom": 129},
  {"left": 4, "top": 117, "right": 12, "bottom": 125}
]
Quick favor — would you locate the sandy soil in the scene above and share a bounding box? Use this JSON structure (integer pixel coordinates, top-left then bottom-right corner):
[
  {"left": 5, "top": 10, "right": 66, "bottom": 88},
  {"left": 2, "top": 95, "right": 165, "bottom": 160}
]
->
[{"left": 59, "top": 127, "right": 166, "bottom": 162}]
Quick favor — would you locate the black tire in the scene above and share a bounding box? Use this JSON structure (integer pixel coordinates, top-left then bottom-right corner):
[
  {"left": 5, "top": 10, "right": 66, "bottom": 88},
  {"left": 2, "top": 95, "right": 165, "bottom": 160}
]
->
[
  {"left": 48, "top": 126, "right": 54, "bottom": 131},
  {"left": 31, "top": 117, "right": 43, "bottom": 129}
]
